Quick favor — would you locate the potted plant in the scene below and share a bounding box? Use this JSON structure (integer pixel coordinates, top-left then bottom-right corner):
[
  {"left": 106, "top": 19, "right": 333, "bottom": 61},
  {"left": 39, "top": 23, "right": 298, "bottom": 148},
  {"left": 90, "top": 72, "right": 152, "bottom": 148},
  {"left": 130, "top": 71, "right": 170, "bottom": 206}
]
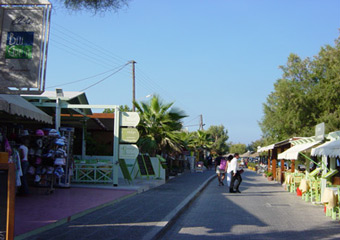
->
[{"left": 267, "top": 172, "right": 273, "bottom": 181}]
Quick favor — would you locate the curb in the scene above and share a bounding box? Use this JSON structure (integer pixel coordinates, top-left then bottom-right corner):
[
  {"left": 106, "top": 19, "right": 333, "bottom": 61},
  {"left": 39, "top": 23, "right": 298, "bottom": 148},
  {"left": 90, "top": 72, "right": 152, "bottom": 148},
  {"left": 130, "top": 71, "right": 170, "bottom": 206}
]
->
[
  {"left": 15, "top": 192, "right": 137, "bottom": 240},
  {"left": 142, "top": 173, "right": 217, "bottom": 240}
]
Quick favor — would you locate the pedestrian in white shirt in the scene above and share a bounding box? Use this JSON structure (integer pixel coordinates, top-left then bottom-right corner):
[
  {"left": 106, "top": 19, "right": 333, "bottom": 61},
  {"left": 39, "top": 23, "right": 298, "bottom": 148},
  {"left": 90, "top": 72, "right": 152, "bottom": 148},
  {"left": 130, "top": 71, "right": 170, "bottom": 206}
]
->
[
  {"left": 229, "top": 153, "right": 242, "bottom": 193},
  {"left": 226, "top": 155, "right": 234, "bottom": 187}
]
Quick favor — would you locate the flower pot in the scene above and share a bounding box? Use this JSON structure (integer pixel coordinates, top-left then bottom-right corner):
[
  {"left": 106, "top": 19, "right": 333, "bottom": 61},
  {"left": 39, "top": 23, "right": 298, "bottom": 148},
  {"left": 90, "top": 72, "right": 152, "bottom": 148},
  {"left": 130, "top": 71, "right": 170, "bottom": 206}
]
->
[{"left": 267, "top": 176, "right": 273, "bottom": 181}]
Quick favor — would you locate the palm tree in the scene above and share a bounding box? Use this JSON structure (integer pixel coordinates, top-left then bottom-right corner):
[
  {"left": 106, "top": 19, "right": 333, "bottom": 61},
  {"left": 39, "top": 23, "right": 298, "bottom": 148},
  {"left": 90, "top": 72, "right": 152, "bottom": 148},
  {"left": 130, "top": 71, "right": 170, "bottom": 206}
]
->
[
  {"left": 134, "top": 95, "right": 187, "bottom": 156},
  {"left": 186, "top": 130, "right": 213, "bottom": 162}
]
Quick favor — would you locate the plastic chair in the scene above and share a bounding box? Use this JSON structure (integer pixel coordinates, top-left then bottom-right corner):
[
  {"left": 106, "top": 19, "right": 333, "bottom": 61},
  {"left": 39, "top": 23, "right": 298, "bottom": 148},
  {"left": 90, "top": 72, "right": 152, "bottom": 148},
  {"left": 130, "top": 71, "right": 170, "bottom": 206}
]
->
[
  {"left": 310, "top": 178, "right": 321, "bottom": 202},
  {"left": 284, "top": 172, "right": 292, "bottom": 192},
  {"left": 292, "top": 175, "right": 302, "bottom": 193}
]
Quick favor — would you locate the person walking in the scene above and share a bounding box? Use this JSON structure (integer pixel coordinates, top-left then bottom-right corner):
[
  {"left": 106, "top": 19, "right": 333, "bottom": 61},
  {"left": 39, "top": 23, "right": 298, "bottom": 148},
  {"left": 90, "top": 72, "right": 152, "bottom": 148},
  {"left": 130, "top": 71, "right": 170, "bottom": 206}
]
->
[
  {"left": 215, "top": 155, "right": 226, "bottom": 186},
  {"left": 206, "top": 154, "right": 213, "bottom": 170},
  {"left": 226, "top": 154, "right": 234, "bottom": 187},
  {"left": 229, "top": 153, "right": 242, "bottom": 193}
]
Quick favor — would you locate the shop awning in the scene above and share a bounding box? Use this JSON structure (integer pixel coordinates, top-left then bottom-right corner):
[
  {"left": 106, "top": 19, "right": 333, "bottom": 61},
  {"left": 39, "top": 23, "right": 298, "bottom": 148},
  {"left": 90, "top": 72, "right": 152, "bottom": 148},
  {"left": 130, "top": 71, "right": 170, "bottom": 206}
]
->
[
  {"left": 278, "top": 140, "right": 321, "bottom": 160},
  {"left": 0, "top": 94, "right": 52, "bottom": 124},
  {"left": 311, "top": 139, "right": 340, "bottom": 158},
  {"left": 257, "top": 144, "right": 275, "bottom": 153}
]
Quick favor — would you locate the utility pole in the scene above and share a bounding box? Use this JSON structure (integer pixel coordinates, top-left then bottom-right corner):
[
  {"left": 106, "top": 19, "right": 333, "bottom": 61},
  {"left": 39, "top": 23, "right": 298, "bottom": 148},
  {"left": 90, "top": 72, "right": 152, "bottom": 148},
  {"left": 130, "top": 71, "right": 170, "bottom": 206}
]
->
[
  {"left": 131, "top": 60, "right": 136, "bottom": 111},
  {"left": 199, "top": 114, "right": 204, "bottom": 130}
]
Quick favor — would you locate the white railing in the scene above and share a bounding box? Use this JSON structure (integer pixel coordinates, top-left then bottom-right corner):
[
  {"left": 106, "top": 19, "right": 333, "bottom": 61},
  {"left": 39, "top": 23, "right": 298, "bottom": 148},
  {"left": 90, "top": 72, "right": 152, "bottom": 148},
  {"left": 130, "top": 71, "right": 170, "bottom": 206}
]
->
[{"left": 73, "top": 163, "right": 113, "bottom": 183}]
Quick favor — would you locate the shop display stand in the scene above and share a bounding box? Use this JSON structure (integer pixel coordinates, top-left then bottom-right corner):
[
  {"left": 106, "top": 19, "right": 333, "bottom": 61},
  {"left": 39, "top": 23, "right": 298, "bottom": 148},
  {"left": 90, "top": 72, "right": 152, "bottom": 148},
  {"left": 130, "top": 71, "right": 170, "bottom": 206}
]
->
[
  {"left": 33, "top": 136, "right": 57, "bottom": 195},
  {"left": 56, "top": 127, "right": 74, "bottom": 188}
]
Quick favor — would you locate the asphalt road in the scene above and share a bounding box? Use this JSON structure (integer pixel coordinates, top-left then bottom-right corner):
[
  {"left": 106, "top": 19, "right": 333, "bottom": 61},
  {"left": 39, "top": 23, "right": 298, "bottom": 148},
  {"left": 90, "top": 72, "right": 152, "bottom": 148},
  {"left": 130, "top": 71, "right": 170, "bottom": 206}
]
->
[{"left": 161, "top": 170, "right": 340, "bottom": 240}]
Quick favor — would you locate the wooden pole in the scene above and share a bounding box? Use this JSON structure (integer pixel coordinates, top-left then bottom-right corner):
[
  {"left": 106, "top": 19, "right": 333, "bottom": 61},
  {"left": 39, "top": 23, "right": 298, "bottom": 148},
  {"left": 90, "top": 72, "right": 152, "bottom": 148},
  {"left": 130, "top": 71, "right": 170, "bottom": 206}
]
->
[
  {"left": 131, "top": 60, "right": 136, "bottom": 112},
  {"left": 0, "top": 160, "right": 15, "bottom": 240},
  {"left": 291, "top": 160, "right": 295, "bottom": 173}
]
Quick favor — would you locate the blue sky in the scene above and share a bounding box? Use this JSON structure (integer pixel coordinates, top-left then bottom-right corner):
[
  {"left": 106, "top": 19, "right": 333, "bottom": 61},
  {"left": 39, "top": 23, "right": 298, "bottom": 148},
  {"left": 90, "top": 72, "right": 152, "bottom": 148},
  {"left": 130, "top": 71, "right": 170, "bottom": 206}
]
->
[{"left": 46, "top": 0, "right": 340, "bottom": 145}]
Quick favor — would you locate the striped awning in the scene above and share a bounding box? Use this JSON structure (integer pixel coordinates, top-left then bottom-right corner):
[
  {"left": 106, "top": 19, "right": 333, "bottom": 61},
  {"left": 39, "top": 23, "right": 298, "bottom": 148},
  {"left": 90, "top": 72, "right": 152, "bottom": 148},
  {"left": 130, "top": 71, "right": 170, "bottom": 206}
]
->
[{"left": 278, "top": 138, "right": 321, "bottom": 160}]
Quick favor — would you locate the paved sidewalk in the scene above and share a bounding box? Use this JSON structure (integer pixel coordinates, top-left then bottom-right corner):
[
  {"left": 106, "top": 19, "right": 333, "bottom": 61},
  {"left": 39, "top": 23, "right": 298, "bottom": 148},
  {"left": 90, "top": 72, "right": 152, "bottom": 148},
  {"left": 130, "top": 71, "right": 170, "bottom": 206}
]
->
[
  {"left": 19, "top": 170, "right": 216, "bottom": 240},
  {"left": 163, "top": 169, "right": 340, "bottom": 240},
  {"left": 14, "top": 177, "right": 167, "bottom": 238}
]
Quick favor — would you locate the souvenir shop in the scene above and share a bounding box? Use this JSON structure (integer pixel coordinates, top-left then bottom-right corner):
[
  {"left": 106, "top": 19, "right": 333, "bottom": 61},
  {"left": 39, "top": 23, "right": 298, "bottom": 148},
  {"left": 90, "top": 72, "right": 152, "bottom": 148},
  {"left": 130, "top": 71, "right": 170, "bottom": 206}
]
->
[{"left": 0, "top": 95, "right": 74, "bottom": 195}]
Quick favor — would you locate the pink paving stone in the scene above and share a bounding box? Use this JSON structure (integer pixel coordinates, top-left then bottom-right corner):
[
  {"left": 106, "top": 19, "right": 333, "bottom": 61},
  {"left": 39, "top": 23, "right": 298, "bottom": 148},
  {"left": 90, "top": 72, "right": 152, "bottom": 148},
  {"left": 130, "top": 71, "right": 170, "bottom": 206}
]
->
[{"left": 14, "top": 187, "right": 136, "bottom": 236}]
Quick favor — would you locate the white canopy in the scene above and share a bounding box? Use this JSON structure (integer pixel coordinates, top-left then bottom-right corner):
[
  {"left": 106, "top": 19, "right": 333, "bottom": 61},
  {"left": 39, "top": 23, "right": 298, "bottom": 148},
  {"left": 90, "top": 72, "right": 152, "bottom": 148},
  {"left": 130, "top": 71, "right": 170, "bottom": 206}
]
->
[
  {"left": 278, "top": 141, "right": 321, "bottom": 160},
  {"left": 0, "top": 94, "right": 52, "bottom": 124},
  {"left": 311, "top": 139, "right": 340, "bottom": 158},
  {"left": 257, "top": 144, "right": 275, "bottom": 153}
]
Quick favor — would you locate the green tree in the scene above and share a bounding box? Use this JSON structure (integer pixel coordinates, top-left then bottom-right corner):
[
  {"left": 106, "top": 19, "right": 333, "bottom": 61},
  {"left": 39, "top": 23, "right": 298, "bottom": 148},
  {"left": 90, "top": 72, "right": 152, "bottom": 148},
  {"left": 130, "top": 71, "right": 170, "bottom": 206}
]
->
[
  {"left": 259, "top": 34, "right": 340, "bottom": 142},
  {"left": 229, "top": 143, "right": 247, "bottom": 154},
  {"left": 134, "top": 95, "right": 187, "bottom": 156},
  {"left": 103, "top": 105, "right": 132, "bottom": 113},
  {"left": 188, "top": 130, "right": 213, "bottom": 161},
  {"left": 206, "top": 125, "right": 229, "bottom": 156},
  {"left": 247, "top": 139, "right": 265, "bottom": 152},
  {"left": 55, "top": 0, "right": 130, "bottom": 13}
]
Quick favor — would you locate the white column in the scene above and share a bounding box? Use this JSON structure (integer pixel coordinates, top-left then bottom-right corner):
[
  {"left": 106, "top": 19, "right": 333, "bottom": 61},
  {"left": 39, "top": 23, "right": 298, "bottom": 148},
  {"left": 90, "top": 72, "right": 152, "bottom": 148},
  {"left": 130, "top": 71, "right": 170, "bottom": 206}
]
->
[
  {"left": 113, "top": 108, "right": 120, "bottom": 186},
  {"left": 55, "top": 97, "right": 61, "bottom": 130},
  {"left": 321, "top": 155, "right": 328, "bottom": 195}
]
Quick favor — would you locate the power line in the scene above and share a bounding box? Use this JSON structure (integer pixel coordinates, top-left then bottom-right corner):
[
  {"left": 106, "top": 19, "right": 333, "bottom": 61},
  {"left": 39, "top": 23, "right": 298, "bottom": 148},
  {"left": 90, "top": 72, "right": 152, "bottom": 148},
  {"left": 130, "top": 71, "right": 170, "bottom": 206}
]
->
[
  {"left": 46, "top": 65, "right": 129, "bottom": 89},
  {"left": 183, "top": 115, "right": 200, "bottom": 125},
  {"left": 51, "top": 23, "right": 128, "bottom": 65},
  {"left": 80, "top": 63, "right": 130, "bottom": 91},
  {"left": 48, "top": 23, "right": 200, "bottom": 120}
]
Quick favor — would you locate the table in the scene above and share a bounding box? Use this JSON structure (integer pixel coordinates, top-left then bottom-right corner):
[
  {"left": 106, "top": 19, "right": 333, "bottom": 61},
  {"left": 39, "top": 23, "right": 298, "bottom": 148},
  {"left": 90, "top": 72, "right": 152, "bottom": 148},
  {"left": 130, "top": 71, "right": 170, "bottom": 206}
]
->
[{"left": 321, "top": 187, "right": 338, "bottom": 209}]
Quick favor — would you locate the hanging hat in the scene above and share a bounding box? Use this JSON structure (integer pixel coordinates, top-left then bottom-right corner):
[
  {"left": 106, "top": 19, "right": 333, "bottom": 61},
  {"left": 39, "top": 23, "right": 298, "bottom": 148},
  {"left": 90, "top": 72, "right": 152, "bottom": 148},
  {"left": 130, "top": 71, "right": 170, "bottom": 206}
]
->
[
  {"left": 35, "top": 129, "right": 44, "bottom": 136},
  {"left": 47, "top": 167, "right": 54, "bottom": 174},
  {"left": 49, "top": 129, "right": 60, "bottom": 137},
  {"left": 20, "top": 129, "right": 29, "bottom": 136},
  {"left": 36, "top": 138, "right": 43, "bottom": 148},
  {"left": 54, "top": 166, "right": 64, "bottom": 177},
  {"left": 34, "top": 175, "right": 41, "bottom": 182},
  {"left": 35, "top": 149, "right": 42, "bottom": 157},
  {"left": 55, "top": 138, "right": 65, "bottom": 146},
  {"left": 54, "top": 158, "right": 65, "bottom": 165}
]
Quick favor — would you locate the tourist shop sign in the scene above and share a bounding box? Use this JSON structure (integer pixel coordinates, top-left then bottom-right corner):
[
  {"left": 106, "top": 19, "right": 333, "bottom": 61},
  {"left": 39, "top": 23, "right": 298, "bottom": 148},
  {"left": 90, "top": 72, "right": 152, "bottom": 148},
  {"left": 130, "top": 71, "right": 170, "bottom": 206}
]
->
[
  {"left": 120, "top": 112, "right": 140, "bottom": 127},
  {"left": 119, "top": 144, "right": 139, "bottom": 159},
  {"left": 120, "top": 128, "right": 140, "bottom": 143},
  {"left": 0, "top": 1, "right": 51, "bottom": 94}
]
